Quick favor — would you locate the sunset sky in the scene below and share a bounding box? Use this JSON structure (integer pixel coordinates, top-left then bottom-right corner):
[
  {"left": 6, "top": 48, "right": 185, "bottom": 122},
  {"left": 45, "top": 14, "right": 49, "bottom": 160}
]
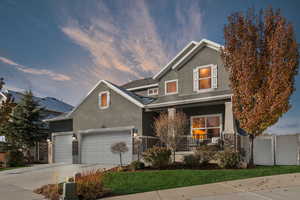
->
[{"left": 0, "top": 0, "right": 299, "bottom": 134}]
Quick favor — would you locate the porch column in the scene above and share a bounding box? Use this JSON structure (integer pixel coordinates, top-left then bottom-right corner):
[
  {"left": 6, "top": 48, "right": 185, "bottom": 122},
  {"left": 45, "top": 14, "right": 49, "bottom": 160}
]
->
[
  {"left": 224, "top": 102, "right": 235, "bottom": 135},
  {"left": 223, "top": 102, "right": 237, "bottom": 149},
  {"left": 168, "top": 108, "right": 176, "bottom": 119}
]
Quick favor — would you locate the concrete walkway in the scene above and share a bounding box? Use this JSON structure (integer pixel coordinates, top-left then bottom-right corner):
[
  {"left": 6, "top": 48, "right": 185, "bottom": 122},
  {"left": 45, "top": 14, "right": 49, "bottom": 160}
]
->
[
  {"left": 103, "top": 173, "right": 300, "bottom": 200},
  {"left": 0, "top": 163, "right": 114, "bottom": 200}
]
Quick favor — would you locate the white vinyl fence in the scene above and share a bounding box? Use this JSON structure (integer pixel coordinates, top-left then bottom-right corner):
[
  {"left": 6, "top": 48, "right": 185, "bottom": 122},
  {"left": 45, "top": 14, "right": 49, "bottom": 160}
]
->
[{"left": 242, "top": 134, "right": 300, "bottom": 166}]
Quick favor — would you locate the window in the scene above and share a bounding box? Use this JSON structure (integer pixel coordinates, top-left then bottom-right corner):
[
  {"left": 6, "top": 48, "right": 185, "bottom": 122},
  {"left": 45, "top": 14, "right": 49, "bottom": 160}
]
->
[
  {"left": 165, "top": 80, "right": 178, "bottom": 95},
  {"left": 99, "top": 91, "right": 110, "bottom": 109},
  {"left": 148, "top": 88, "right": 159, "bottom": 96},
  {"left": 193, "top": 64, "right": 217, "bottom": 92},
  {"left": 191, "top": 114, "right": 222, "bottom": 140}
]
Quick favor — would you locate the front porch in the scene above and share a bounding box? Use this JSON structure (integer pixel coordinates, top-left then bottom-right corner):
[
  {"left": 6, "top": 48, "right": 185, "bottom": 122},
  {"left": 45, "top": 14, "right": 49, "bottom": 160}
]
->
[{"left": 137, "top": 99, "right": 238, "bottom": 153}]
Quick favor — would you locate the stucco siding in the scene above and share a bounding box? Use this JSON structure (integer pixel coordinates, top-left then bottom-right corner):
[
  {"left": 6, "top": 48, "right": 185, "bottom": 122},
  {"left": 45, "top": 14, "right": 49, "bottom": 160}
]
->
[
  {"left": 49, "top": 119, "right": 73, "bottom": 133},
  {"left": 156, "top": 46, "right": 231, "bottom": 104},
  {"left": 72, "top": 83, "right": 143, "bottom": 135}
]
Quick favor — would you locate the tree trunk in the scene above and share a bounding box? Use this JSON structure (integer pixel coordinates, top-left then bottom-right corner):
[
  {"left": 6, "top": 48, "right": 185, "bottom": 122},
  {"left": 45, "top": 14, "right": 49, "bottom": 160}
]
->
[
  {"left": 173, "top": 150, "right": 176, "bottom": 163},
  {"left": 119, "top": 153, "right": 122, "bottom": 167},
  {"left": 249, "top": 134, "right": 255, "bottom": 168}
]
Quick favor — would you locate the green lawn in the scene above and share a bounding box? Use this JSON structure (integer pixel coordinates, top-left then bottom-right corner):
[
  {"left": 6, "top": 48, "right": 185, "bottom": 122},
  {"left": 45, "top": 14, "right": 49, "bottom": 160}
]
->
[{"left": 103, "top": 166, "right": 300, "bottom": 195}]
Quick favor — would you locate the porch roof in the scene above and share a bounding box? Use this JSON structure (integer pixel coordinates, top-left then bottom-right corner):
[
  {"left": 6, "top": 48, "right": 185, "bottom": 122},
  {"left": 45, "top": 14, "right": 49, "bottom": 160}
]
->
[{"left": 145, "top": 91, "right": 232, "bottom": 109}]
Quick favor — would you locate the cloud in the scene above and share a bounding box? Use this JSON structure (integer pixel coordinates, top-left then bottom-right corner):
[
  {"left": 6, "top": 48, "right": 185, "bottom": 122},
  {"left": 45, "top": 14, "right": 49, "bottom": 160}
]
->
[
  {"left": 266, "top": 116, "right": 300, "bottom": 135},
  {"left": 61, "top": 0, "right": 205, "bottom": 85},
  {"left": 0, "top": 56, "right": 71, "bottom": 81}
]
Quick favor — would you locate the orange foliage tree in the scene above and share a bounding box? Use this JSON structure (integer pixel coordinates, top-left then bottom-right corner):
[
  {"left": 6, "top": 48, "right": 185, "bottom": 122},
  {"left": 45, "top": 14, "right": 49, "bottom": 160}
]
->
[{"left": 221, "top": 7, "right": 299, "bottom": 166}]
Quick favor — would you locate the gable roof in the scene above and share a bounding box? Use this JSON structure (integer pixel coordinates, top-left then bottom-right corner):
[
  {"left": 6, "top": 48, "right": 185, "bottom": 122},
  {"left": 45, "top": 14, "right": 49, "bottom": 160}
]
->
[
  {"left": 153, "top": 39, "right": 223, "bottom": 80},
  {"left": 121, "top": 77, "right": 158, "bottom": 90},
  {"left": 0, "top": 90, "right": 73, "bottom": 113},
  {"left": 171, "top": 39, "right": 223, "bottom": 71},
  {"left": 66, "top": 80, "right": 156, "bottom": 118},
  {"left": 153, "top": 41, "right": 198, "bottom": 80}
]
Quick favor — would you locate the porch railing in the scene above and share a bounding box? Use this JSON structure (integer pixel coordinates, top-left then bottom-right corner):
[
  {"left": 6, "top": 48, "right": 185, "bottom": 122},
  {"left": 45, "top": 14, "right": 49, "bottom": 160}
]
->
[{"left": 133, "top": 135, "right": 218, "bottom": 154}]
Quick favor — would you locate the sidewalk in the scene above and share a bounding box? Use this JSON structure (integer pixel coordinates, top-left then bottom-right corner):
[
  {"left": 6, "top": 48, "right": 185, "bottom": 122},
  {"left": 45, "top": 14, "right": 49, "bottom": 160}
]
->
[{"left": 103, "top": 172, "right": 300, "bottom": 200}]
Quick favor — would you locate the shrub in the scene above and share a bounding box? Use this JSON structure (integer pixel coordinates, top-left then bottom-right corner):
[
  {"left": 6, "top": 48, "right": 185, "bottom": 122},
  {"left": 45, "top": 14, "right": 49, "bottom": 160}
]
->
[
  {"left": 76, "top": 169, "right": 110, "bottom": 200},
  {"left": 35, "top": 170, "right": 110, "bottom": 200},
  {"left": 183, "top": 154, "right": 200, "bottom": 168},
  {"left": 34, "top": 183, "right": 62, "bottom": 200},
  {"left": 194, "top": 145, "right": 218, "bottom": 166},
  {"left": 130, "top": 160, "right": 145, "bottom": 170},
  {"left": 7, "top": 150, "right": 25, "bottom": 167},
  {"left": 143, "top": 146, "right": 171, "bottom": 169},
  {"left": 216, "top": 149, "right": 241, "bottom": 169}
]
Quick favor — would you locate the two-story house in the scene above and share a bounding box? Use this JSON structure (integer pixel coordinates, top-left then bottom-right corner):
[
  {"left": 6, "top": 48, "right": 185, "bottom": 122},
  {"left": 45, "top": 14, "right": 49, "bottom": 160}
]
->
[{"left": 48, "top": 39, "right": 246, "bottom": 165}]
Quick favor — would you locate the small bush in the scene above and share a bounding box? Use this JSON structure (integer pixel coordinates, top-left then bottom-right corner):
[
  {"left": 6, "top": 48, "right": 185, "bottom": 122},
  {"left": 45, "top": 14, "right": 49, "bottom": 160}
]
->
[
  {"left": 7, "top": 150, "right": 25, "bottom": 167},
  {"left": 194, "top": 145, "right": 217, "bottom": 166},
  {"left": 183, "top": 154, "right": 200, "bottom": 168},
  {"left": 130, "top": 160, "right": 145, "bottom": 170},
  {"left": 143, "top": 146, "right": 171, "bottom": 169},
  {"left": 35, "top": 170, "right": 110, "bottom": 200},
  {"left": 34, "top": 183, "right": 62, "bottom": 200},
  {"left": 216, "top": 149, "right": 241, "bottom": 169},
  {"left": 76, "top": 169, "right": 110, "bottom": 200}
]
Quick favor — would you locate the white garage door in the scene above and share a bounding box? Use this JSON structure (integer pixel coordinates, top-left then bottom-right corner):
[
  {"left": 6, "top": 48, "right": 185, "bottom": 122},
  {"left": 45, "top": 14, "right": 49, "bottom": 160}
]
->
[
  {"left": 53, "top": 133, "right": 73, "bottom": 163},
  {"left": 81, "top": 131, "right": 132, "bottom": 165}
]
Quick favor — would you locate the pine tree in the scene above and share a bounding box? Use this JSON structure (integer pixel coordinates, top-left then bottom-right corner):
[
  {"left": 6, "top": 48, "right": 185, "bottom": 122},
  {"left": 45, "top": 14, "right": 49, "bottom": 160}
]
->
[
  {"left": 8, "top": 90, "right": 48, "bottom": 159},
  {"left": 0, "top": 78, "right": 15, "bottom": 141}
]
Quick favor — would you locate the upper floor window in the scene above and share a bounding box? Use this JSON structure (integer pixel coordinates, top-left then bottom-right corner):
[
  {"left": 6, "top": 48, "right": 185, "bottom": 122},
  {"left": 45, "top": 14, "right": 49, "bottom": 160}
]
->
[
  {"left": 99, "top": 91, "right": 110, "bottom": 109},
  {"left": 148, "top": 88, "right": 158, "bottom": 96},
  {"left": 165, "top": 79, "right": 178, "bottom": 95},
  {"left": 193, "top": 64, "right": 217, "bottom": 92}
]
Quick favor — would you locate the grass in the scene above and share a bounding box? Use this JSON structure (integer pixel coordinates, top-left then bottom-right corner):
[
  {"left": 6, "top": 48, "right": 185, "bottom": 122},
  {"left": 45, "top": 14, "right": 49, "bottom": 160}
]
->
[{"left": 103, "top": 165, "right": 300, "bottom": 195}]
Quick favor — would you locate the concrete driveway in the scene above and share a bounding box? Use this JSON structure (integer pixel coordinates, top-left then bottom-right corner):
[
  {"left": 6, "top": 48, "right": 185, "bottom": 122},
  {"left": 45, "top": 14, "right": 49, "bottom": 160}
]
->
[
  {"left": 0, "top": 163, "right": 114, "bottom": 200},
  {"left": 103, "top": 173, "right": 300, "bottom": 200}
]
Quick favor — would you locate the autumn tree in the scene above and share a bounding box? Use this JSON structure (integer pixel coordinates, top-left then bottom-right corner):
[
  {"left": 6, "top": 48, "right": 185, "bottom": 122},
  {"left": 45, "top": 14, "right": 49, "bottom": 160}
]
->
[
  {"left": 221, "top": 7, "right": 299, "bottom": 166},
  {"left": 111, "top": 142, "right": 129, "bottom": 166},
  {"left": 154, "top": 110, "right": 188, "bottom": 162}
]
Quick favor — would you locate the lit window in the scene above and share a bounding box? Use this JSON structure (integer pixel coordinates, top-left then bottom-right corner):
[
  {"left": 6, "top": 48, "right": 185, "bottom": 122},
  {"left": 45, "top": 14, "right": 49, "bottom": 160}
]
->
[
  {"left": 99, "top": 91, "right": 109, "bottom": 109},
  {"left": 191, "top": 115, "right": 221, "bottom": 140},
  {"left": 165, "top": 80, "right": 178, "bottom": 95},
  {"left": 193, "top": 65, "right": 217, "bottom": 92},
  {"left": 148, "top": 88, "right": 158, "bottom": 96}
]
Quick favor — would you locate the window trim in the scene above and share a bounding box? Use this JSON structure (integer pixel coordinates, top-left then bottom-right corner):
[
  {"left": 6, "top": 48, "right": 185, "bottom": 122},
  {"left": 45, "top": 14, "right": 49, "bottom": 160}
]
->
[
  {"left": 165, "top": 79, "right": 178, "bottom": 95},
  {"left": 193, "top": 64, "right": 217, "bottom": 93},
  {"left": 98, "top": 91, "right": 110, "bottom": 109},
  {"left": 190, "top": 114, "right": 223, "bottom": 140},
  {"left": 148, "top": 88, "right": 159, "bottom": 96}
]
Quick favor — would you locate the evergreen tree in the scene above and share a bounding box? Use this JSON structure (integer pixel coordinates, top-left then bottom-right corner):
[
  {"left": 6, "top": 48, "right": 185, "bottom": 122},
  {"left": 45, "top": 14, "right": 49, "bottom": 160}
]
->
[
  {"left": 0, "top": 78, "right": 15, "bottom": 141},
  {"left": 8, "top": 90, "right": 48, "bottom": 158}
]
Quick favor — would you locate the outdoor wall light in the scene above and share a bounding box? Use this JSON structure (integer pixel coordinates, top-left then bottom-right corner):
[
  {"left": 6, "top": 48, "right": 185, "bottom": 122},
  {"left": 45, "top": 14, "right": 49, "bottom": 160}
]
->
[
  {"left": 72, "top": 134, "right": 77, "bottom": 141},
  {"left": 46, "top": 137, "right": 51, "bottom": 143},
  {"left": 133, "top": 128, "right": 139, "bottom": 137}
]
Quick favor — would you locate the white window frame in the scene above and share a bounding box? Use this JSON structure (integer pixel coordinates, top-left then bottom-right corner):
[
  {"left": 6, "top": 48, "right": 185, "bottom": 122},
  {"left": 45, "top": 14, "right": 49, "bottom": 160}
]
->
[
  {"left": 98, "top": 91, "right": 110, "bottom": 109},
  {"left": 190, "top": 114, "right": 223, "bottom": 140},
  {"left": 148, "top": 88, "right": 159, "bottom": 96},
  {"left": 165, "top": 79, "right": 178, "bottom": 95},
  {"left": 193, "top": 64, "right": 217, "bottom": 93}
]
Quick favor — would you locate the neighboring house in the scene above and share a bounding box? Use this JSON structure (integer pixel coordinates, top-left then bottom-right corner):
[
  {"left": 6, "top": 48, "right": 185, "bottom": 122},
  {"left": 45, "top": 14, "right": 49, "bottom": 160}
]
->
[
  {"left": 47, "top": 39, "right": 246, "bottom": 165},
  {"left": 0, "top": 90, "right": 73, "bottom": 163}
]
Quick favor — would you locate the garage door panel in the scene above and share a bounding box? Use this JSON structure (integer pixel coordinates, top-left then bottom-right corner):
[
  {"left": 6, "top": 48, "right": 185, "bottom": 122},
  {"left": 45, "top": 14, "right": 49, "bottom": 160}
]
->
[
  {"left": 54, "top": 134, "right": 73, "bottom": 163},
  {"left": 81, "top": 131, "right": 132, "bottom": 165}
]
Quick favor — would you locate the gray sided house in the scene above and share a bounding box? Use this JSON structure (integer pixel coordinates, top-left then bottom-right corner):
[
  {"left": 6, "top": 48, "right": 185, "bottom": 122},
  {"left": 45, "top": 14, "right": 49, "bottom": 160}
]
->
[{"left": 48, "top": 39, "right": 246, "bottom": 165}]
